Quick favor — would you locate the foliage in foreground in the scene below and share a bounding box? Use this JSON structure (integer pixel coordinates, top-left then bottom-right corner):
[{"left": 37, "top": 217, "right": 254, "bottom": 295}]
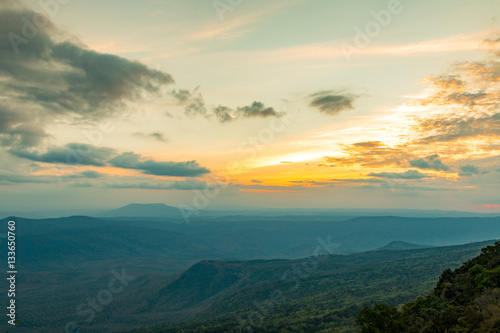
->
[{"left": 356, "top": 241, "right": 500, "bottom": 332}]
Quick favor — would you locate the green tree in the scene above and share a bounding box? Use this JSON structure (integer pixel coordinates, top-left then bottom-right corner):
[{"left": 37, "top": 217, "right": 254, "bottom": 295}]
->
[{"left": 356, "top": 303, "right": 405, "bottom": 333}]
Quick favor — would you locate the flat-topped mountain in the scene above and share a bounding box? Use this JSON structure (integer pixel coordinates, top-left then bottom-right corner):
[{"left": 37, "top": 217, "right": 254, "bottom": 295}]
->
[
  {"left": 99, "top": 203, "right": 186, "bottom": 217},
  {"left": 377, "top": 240, "right": 432, "bottom": 251}
]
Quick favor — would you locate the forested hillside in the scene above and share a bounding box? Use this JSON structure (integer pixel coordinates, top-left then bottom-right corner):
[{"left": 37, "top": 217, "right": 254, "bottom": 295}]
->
[
  {"left": 127, "top": 241, "right": 495, "bottom": 333},
  {"left": 357, "top": 241, "right": 500, "bottom": 332}
]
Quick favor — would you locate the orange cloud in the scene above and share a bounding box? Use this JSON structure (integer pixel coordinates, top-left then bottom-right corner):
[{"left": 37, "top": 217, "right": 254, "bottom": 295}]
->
[
  {"left": 483, "top": 204, "right": 500, "bottom": 208},
  {"left": 323, "top": 141, "right": 413, "bottom": 168},
  {"left": 240, "top": 189, "right": 296, "bottom": 193}
]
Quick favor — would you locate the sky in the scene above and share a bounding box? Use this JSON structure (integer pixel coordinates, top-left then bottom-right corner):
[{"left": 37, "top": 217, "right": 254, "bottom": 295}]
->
[{"left": 0, "top": 0, "right": 499, "bottom": 212}]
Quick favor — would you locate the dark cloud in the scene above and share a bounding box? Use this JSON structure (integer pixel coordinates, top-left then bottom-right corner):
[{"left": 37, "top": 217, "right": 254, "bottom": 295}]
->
[
  {"left": 47, "top": 42, "right": 172, "bottom": 113},
  {"left": 170, "top": 87, "right": 208, "bottom": 117},
  {"left": 213, "top": 105, "right": 234, "bottom": 123},
  {"left": 185, "top": 94, "right": 208, "bottom": 117},
  {"left": 0, "top": 104, "right": 48, "bottom": 147},
  {"left": 0, "top": 173, "right": 57, "bottom": 184},
  {"left": 9, "top": 143, "right": 116, "bottom": 166},
  {"left": 139, "top": 160, "right": 210, "bottom": 177},
  {"left": 170, "top": 89, "right": 191, "bottom": 103},
  {"left": 212, "top": 102, "right": 282, "bottom": 122},
  {"left": 236, "top": 101, "right": 283, "bottom": 118},
  {"left": 409, "top": 154, "right": 449, "bottom": 171},
  {"left": 68, "top": 170, "right": 103, "bottom": 179},
  {"left": 108, "top": 152, "right": 210, "bottom": 177},
  {"left": 171, "top": 88, "right": 282, "bottom": 122},
  {"left": 0, "top": 6, "right": 173, "bottom": 148},
  {"left": 107, "top": 151, "right": 141, "bottom": 169},
  {"left": 368, "top": 170, "right": 431, "bottom": 180},
  {"left": 458, "top": 164, "right": 486, "bottom": 177},
  {"left": 309, "top": 90, "right": 359, "bottom": 115},
  {"left": 133, "top": 132, "right": 167, "bottom": 142},
  {"left": 459, "top": 164, "right": 479, "bottom": 174}
]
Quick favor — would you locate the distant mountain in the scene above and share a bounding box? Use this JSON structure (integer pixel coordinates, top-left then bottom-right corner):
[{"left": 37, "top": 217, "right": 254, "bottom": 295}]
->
[
  {"left": 6, "top": 215, "right": 500, "bottom": 266},
  {"left": 199, "top": 208, "right": 500, "bottom": 218},
  {"left": 377, "top": 241, "right": 432, "bottom": 251},
  {"left": 98, "top": 203, "right": 188, "bottom": 218},
  {"left": 2, "top": 205, "right": 499, "bottom": 220},
  {"left": 4, "top": 215, "right": 216, "bottom": 271}
]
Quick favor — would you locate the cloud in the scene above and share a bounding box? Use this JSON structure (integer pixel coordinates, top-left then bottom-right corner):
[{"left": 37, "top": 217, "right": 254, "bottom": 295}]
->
[
  {"left": 104, "top": 178, "right": 208, "bottom": 190},
  {"left": 171, "top": 89, "right": 282, "bottom": 122},
  {"left": 212, "top": 102, "right": 282, "bottom": 122},
  {"left": 236, "top": 101, "right": 283, "bottom": 118},
  {"left": 368, "top": 170, "right": 431, "bottom": 180},
  {"left": 138, "top": 160, "right": 210, "bottom": 177},
  {"left": 458, "top": 164, "right": 485, "bottom": 177},
  {"left": 68, "top": 170, "right": 103, "bottom": 179},
  {"left": 320, "top": 35, "right": 500, "bottom": 176},
  {"left": 0, "top": 172, "right": 57, "bottom": 184},
  {"left": 170, "top": 89, "right": 191, "bottom": 103},
  {"left": 323, "top": 141, "right": 412, "bottom": 168},
  {"left": 213, "top": 105, "right": 234, "bottom": 123},
  {"left": 483, "top": 36, "right": 500, "bottom": 57},
  {"left": 170, "top": 87, "right": 208, "bottom": 117},
  {"left": 0, "top": 6, "right": 173, "bottom": 148},
  {"left": 0, "top": 103, "right": 49, "bottom": 148},
  {"left": 107, "top": 151, "right": 140, "bottom": 168},
  {"left": 483, "top": 204, "right": 500, "bottom": 208},
  {"left": 409, "top": 154, "right": 449, "bottom": 171},
  {"left": 412, "top": 37, "right": 500, "bottom": 145},
  {"left": 459, "top": 164, "right": 480, "bottom": 174},
  {"left": 133, "top": 132, "right": 167, "bottom": 142},
  {"left": 415, "top": 112, "right": 500, "bottom": 143},
  {"left": 9, "top": 143, "right": 116, "bottom": 166},
  {"left": 318, "top": 33, "right": 500, "bottom": 187},
  {"left": 309, "top": 90, "right": 359, "bottom": 115},
  {"left": 108, "top": 152, "right": 210, "bottom": 177},
  {"left": 185, "top": 94, "right": 208, "bottom": 117}
]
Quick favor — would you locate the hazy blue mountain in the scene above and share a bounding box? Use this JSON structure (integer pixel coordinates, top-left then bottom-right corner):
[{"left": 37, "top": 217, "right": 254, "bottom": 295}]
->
[
  {"left": 98, "top": 203, "right": 187, "bottom": 218},
  {"left": 377, "top": 241, "right": 432, "bottom": 251},
  {"left": 3, "top": 204, "right": 499, "bottom": 220},
  {"left": 6, "top": 215, "right": 500, "bottom": 273}
]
